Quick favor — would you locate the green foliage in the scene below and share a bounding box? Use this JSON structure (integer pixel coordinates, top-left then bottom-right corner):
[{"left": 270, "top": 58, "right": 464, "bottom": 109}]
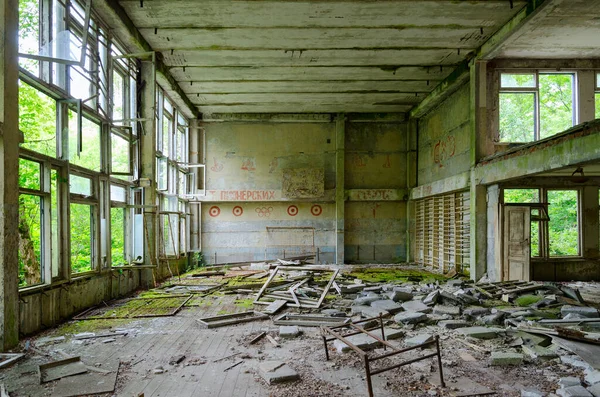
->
[
  {"left": 111, "top": 208, "right": 126, "bottom": 266},
  {"left": 595, "top": 93, "right": 600, "bottom": 119},
  {"left": 499, "top": 74, "right": 574, "bottom": 142},
  {"left": 70, "top": 203, "right": 93, "bottom": 273},
  {"left": 548, "top": 190, "right": 579, "bottom": 256},
  {"left": 18, "top": 0, "right": 40, "bottom": 74},
  {"left": 19, "top": 81, "right": 57, "bottom": 157},
  {"left": 515, "top": 294, "right": 542, "bottom": 307}
]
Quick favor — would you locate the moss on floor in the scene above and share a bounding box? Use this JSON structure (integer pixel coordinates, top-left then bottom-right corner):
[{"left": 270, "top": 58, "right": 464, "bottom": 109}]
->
[
  {"left": 346, "top": 268, "right": 447, "bottom": 283},
  {"left": 515, "top": 295, "right": 543, "bottom": 307},
  {"left": 233, "top": 298, "right": 255, "bottom": 310},
  {"left": 53, "top": 318, "right": 133, "bottom": 336}
]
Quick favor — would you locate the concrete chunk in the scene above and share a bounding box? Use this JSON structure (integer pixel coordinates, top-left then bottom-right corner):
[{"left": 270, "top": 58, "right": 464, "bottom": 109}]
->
[
  {"left": 561, "top": 305, "right": 599, "bottom": 319},
  {"left": 370, "top": 299, "right": 402, "bottom": 314},
  {"left": 490, "top": 351, "right": 524, "bottom": 366},
  {"left": 522, "top": 344, "right": 558, "bottom": 361},
  {"left": 259, "top": 361, "right": 300, "bottom": 384},
  {"left": 354, "top": 294, "right": 381, "bottom": 306},
  {"left": 559, "top": 378, "right": 582, "bottom": 387},
  {"left": 422, "top": 290, "right": 440, "bottom": 305},
  {"left": 458, "top": 326, "right": 503, "bottom": 339},
  {"left": 387, "top": 290, "right": 413, "bottom": 302},
  {"left": 361, "top": 306, "right": 389, "bottom": 318},
  {"left": 557, "top": 386, "right": 592, "bottom": 397},
  {"left": 588, "top": 384, "right": 600, "bottom": 397},
  {"left": 402, "top": 300, "right": 431, "bottom": 313},
  {"left": 279, "top": 326, "right": 300, "bottom": 338},
  {"left": 432, "top": 304, "right": 461, "bottom": 316},
  {"left": 405, "top": 333, "right": 434, "bottom": 347},
  {"left": 437, "top": 320, "right": 470, "bottom": 329},
  {"left": 463, "top": 306, "right": 490, "bottom": 318},
  {"left": 394, "top": 312, "right": 428, "bottom": 325},
  {"left": 512, "top": 331, "right": 551, "bottom": 347},
  {"left": 521, "top": 388, "right": 545, "bottom": 397},
  {"left": 333, "top": 328, "right": 404, "bottom": 353}
]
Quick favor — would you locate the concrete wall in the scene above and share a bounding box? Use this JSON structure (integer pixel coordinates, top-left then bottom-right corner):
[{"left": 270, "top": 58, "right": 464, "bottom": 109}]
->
[
  {"left": 417, "top": 84, "right": 471, "bottom": 186},
  {"left": 201, "top": 121, "right": 337, "bottom": 264},
  {"left": 200, "top": 117, "right": 409, "bottom": 265},
  {"left": 345, "top": 121, "right": 408, "bottom": 263}
]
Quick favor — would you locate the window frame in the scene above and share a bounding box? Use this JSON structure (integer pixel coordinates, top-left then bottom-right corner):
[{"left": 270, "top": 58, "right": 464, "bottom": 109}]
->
[{"left": 497, "top": 70, "right": 578, "bottom": 143}]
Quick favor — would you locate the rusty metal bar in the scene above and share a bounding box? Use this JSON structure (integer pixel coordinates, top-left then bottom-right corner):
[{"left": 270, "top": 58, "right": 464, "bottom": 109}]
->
[
  {"left": 435, "top": 335, "right": 446, "bottom": 388},
  {"left": 370, "top": 340, "right": 436, "bottom": 361},
  {"left": 347, "top": 323, "right": 397, "bottom": 351},
  {"left": 370, "top": 352, "right": 438, "bottom": 375},
  {"left": 364, "top": 355, "right": 374, "bottom": 397},
  {"left": 321, "top": 327, "right": 368, "bottom": 358}
]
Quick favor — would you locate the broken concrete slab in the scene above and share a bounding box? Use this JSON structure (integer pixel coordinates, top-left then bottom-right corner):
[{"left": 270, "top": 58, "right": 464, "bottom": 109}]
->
[
  {"left": 401, "top": 300, "right": 431, "bottom": 313},
  {"left": 279, "top": 326, "right": 301, "bottom": 338},
  {"left": 361, "top": 306, "right": 389, "bottom": 318},
  {"left": 561, "top": 306, "right": 599, "bottom": 319},
  {"left": 522, "top": 345, "right": 558, "bottom": 361},
  {"left": 422, "top": 290, "right": 440, "bottom": 305},
  {"left": 463, "top": 306, "right": 490, "bottom": 318},
  {"left": 588, "top": 384, "right": 600, "bottom": 397},
  {"left": 432, "top": 304, "right": 460, "bottom": 316},
  {"left": 370, "top": 300, "right": 402, "bottom": 314},
  {"left": 512, "top": 331, "right": 551, "bottom": 347},
  {"left": 405, "top": 334, "right": 434, "bottom": 347},
  {"left": 557, "top": 385, "right": 593, "bottom": 397},
  {"left": 437, "top": 320, "right": 470, "bottom": 329},
  {"left": 350, "top": 305, "right": 370, "bottom": 315},
  {"left": 354, "top": 294, "right": 380, "bottom": 306},
  {"left": 458, "top": 326, "right": 503, "bottom": 339},
  {"left": 387, "top": 290, "right": 413, "bottom": 302},
  {"left": 259, "top": 361, "right": 300, "bottom": 384},
  {"left": 490, "top": 352, "right": 524, "bottom": 366},
  {"left": 559, "top": 378, "right": 582, "bottom": 387},
  {"left": 479, "top": 312, "right": 506, "bottom": 325},
  {"left": 521, "top": 388, "right": 545, "bottom": 397},
  {"left": 333, "top": 328, "right": 404, "bottom": 353},
  {"left": 394, "top": 312, "right": 428, "bottom": 325}
]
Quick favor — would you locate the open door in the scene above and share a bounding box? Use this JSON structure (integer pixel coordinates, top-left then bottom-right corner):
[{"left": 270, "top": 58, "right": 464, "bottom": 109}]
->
[{"left": 503, "top": 206, "right": 531, "bottom": 281}]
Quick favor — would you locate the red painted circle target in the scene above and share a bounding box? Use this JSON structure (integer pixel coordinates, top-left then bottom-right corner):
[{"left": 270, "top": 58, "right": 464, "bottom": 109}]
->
[
  {"left": 209, "top": 206, "right": 221, "bottom": 217},
  {"left": 232, "top": 206, "right": 243, "bottom": 217},
  {"left": 287, "top": 205, "right": 298, "bottom": 216},
  {"left": 310, "top": 205, "right": 322, "bottom": 216}
]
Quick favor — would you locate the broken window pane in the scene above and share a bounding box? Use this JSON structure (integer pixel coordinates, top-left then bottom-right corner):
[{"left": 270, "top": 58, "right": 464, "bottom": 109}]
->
[
  {"left": 70, "top": 203, "right": 94, "bottom": 273},
  {"left": 112, "top": 71, "right": 124, "bottom": 122},
  {"left": 499, "top": 92, "right": 535, "bottom": 142},
  {"left": 110, "top": 185, "right": 126, "bottom": 202},
  {"left": 539, "top": 74, "right": 574, "bottom": 139},
  {"left": 548, "top": 190, "right": 579, "bottom": 257},
  {"left": 19, "top": 81, "right": 57, "bottom": 157},
  {"left": 595, "top": 92, "right": 600, "bottom": 119},
  {"left": 500, "top": 73, "right": 536, "bottom": 88},
  {"left": 18, "top": 194, "right": 43, "bottom": 287}
]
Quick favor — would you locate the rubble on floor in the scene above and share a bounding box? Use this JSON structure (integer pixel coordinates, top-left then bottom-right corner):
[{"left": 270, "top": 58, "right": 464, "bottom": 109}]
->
[{"left": 10, "top": 264, "right": 600, "bottom": 396}]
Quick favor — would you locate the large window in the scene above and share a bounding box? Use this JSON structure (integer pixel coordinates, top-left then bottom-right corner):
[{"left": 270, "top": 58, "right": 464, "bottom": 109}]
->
[
  {"left": 503, "top": 188, "right": 541, "bottom": 257},
  {"left": 156, "top": 87, "right": 190, "bottom": 260},
  {"left": 17, "top": 0, "right": 143, "bottom": 287},
  {"left": 499, "top": 72, "right": 575, "bottom": 143}
]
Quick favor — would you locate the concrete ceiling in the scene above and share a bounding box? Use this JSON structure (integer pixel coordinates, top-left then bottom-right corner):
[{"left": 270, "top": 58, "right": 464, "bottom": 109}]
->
[
  {"left": 119, "top": 0, "right": 528, "bottom": 115},
  {"left": 494, "top": 0, "right": 600, "bottom": 59}
]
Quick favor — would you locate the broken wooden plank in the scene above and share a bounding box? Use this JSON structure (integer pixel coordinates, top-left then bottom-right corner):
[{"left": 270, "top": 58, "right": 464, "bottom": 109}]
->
[
  {"left": 249, "top": 332, "right": 267, "bottom": 345},
  {"left": 0, "top": 353, "right": 25, "bottom": 369},
  {"left": 213, "top": 352, "right": 241, "bottom": 363},
  {"left": 266, "top": 335, "right": 280, "bottom": 347},
  {"left": 224, "top": 360, "right": 244, "bottom": 372},
  {"left": 38, "top": 357, "right": 88, "bottom": 383},
  {"left": 263, "top": 300, "right": 287, "bottom": 315},
  {"left": 197, "top": 311, "right": 269, "bottom": 329}
]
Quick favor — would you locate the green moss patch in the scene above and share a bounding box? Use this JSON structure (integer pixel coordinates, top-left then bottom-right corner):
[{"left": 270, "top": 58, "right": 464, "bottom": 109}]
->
[
  {"left": 515, "top": 295, "right": 543, "bottom": 307},
  {"left": 346, "top": 268, "right": 447, "bottom": 283}
]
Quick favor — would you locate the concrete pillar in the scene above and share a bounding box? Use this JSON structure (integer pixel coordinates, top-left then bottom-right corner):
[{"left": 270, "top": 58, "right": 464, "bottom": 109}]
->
[
  {"left": 188, "top": 119, "right": 200, "bottom": 252},
  {"left": 470, "top": 178, "right": 487, "bottom": 281},
  {"left": 578, "top": 70, "right": 596, "bottom": 124},
  {"left": 335, "top": 113, "right": 345, "bottom": 265},
  {"left": 470, "top": 60, "right": 490, "bottom": 166},
  {"left": 486, "top": 185, "right": 501, "bottom": 281},
  {"left": 406, "top": 118, "right": 418, "bottom": 262},
  {"left": 139, "top": 60, "right": 157, "bottom": 286},
  {"left": 0, "top": 0, "right": 20, "bottom": 349}
]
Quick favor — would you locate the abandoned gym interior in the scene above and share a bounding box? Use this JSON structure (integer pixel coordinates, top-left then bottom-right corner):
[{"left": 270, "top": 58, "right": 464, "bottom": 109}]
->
[{"left": 1, "top": 0, "right": 600, "bottom": 395}]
